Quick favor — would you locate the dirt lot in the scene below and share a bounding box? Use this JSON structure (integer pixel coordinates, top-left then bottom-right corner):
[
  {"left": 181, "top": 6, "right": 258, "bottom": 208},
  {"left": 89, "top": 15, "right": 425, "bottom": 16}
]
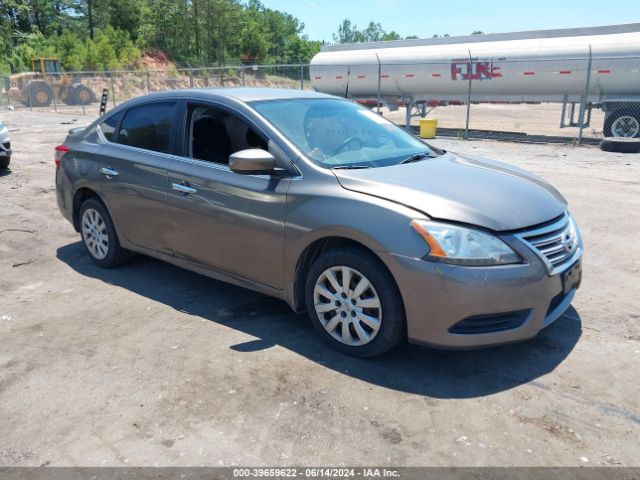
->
[
  {"left": 0, "top": 110, "right": 639, "bottom": 467},
  {"left": 386, "top": 103, "right": 606, "bottom": 139}
]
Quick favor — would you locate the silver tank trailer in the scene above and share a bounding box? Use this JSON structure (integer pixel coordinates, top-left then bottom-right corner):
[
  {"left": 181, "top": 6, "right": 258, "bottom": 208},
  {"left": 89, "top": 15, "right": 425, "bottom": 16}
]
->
[{"left": 310, "top": 24, "right": 640, "bottom": 137}]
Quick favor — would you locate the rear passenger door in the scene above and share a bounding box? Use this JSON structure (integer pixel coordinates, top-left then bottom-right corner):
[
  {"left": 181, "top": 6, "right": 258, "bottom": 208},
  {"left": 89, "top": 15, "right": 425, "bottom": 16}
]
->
[{"left": 98, "top": 101, "right": 177, "bottom": 255}]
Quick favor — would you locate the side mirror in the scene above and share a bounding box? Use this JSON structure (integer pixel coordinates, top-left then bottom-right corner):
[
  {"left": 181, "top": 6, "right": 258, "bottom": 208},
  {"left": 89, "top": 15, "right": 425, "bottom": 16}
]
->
[{"left": 229, "top": 149, "right": 276, "bottom": 175}]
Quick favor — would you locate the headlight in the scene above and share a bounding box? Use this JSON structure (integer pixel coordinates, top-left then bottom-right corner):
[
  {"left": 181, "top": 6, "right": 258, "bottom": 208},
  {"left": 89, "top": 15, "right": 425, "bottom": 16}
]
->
[{"left": 410, "top": 220, "right": 521, "bottom": 266}]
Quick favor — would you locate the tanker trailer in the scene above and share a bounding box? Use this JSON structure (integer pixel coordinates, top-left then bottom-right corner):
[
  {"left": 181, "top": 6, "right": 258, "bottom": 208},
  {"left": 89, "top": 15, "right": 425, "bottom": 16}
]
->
[{"left": 310, "top": 24, "right": 640, "bottom": 137}]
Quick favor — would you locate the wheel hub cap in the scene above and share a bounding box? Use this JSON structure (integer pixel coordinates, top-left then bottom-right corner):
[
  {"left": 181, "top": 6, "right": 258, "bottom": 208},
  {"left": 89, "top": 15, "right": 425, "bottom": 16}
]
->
[
  {"left": 313, "top": 266, "right": 382, "bottom": 347},
  {"left": 81, "top": 208, "right": 109, "bottom": 260}
]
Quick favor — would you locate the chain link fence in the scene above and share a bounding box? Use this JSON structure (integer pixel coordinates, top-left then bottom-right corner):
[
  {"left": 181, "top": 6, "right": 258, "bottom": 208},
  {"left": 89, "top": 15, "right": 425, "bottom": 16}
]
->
[
  {"left": 3, "top": 56, "right": 640, "bottom": 144},
  {"left": 1, "top": 64, "right": 311, "bottom": 115}
]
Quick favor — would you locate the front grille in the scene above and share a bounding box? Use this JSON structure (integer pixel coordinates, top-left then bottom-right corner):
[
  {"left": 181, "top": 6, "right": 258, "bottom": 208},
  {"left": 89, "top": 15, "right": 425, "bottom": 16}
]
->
[
  {"left": 518, "top": 213, "right": 579, "bottom": 273},
  {"left": 448, "top": 310, "right": 530, "bottom": 335}
]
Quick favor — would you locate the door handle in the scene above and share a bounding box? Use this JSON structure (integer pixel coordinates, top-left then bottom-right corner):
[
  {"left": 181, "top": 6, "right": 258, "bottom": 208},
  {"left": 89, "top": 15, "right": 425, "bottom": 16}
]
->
[
  {"left": 172, "top": 182, "right": 197, "bottom": 195},
  {"left": 100, "top": 167, "right": 119, "bottom": 177}
]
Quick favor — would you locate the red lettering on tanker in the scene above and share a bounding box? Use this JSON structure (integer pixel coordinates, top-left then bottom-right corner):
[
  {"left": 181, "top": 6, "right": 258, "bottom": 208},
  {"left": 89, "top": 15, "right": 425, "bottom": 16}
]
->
[{"left": 451, "top": 61, "right": 502, "bottom": 80}]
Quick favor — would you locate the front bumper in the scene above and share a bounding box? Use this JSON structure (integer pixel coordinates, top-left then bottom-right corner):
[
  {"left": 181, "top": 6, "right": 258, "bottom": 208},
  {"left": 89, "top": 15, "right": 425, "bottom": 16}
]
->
[{"left": 388, "top": 234, "right": 582, "bottom": 349}]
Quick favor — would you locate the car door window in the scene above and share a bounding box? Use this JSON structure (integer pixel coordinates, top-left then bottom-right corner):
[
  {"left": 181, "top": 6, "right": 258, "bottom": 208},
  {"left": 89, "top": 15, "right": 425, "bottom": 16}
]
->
[
  {"left": 97, "top": 110, "right": 124, "bottom": 142},
  {"left": 117, "top": 102, "right": 176, "bottom": 153},
  {"left": 187, "top": 105, "right": 267, "bottom": 165}
]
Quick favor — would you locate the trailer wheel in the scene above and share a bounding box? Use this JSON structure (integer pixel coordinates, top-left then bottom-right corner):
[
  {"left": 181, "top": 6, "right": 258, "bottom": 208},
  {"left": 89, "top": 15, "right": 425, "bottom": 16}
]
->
[
  {"left": 604, "top": 108, "right": 640, "bottom": 138},
  {"left": 599, "top": 137, "right": 640, "bottom": 154},
  {"left": 73, "top": 85, "right": 96, "bottom": 106},
  {"left": 26, "top": 82, "right": 54, "bottom": 107}
]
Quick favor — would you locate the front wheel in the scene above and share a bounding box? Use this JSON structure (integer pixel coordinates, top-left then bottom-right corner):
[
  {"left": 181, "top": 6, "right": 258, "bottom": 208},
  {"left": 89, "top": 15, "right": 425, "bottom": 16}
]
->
[
  {"left": 79, "top": 198, "right": 130, "bottom": 267},
  {"left": 0, "top": 156, "right": 9, "bottom": 169},
  {"left": 304, "top": 248, "right": 405, "bottom": 357}
]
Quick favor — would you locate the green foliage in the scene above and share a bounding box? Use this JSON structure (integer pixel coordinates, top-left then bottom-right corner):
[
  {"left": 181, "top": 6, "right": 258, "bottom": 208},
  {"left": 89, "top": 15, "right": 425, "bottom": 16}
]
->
[
  {"left": 3, "top": 0, "right": 409, "bottom": 74},
  {"left": 240, "top": 19, "right": 268, "bottom": 61},
  {"left": 333, "top": 19, "right": 416, "bottom": 44}
]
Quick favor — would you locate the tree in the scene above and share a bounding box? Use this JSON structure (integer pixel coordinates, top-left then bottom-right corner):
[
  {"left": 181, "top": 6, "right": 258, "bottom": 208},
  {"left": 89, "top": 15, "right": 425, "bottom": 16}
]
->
[
  {"left": 240, "top": 19, "right": 267, "bottom": 61},
  {"left": 108, "top": 0, "right": 141, "bottom": 39},
  {"left": 333, "top": 19, "right": 364, "bottom": 44},
  {"left": 333, "top": 19, "right": 411, "bottom": 44}
]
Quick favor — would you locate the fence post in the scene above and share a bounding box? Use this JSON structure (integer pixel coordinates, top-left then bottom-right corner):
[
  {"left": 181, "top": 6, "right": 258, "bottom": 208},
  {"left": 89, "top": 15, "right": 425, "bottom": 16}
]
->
[
  {"left": 465, "top": 50, "right": 473, "bottom": 140},
  {"left": 190, "top": 69, "right": 194, "bottom": 88},
  {"left": 110, "top": 74, "right": 117, "bottom": 107},
  {"left": 146, "top": 69, "right": 151, "bottom": 94},
  {"left": 3, "top": 77, "right": 11, "bottom": 109},
  {"left": 578, "top": 45, "right": 593, "bottom": 145},
  {"left": 300, "top": 63, "right": 304, "bottom": 90},
  {"left": 376, "top": 54, "right": 382, "bottom": 115}
]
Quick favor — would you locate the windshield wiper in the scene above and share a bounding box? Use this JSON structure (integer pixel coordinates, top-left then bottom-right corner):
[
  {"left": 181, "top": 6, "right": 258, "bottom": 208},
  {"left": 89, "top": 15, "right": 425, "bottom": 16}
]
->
[
  {"left": 331, "top": 165, "right": 371, "bottom": 170},
  {"left": 399, "top": 152, "right": 435, "bottom": 164}
]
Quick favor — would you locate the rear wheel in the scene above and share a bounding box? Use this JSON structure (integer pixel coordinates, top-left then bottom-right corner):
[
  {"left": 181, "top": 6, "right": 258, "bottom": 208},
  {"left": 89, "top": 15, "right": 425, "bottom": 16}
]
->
[
  {"left": 604, "top": 108, "right": 640, "bottom": 138},
  {"left": 304, "top": 248, "right": 405, "bottom": 357},
  {"left": 73, "top": 85, "right": 95, "bottom": 105},
  {"left": 79, "top": 198, "right": 130, "bottom": 267}
]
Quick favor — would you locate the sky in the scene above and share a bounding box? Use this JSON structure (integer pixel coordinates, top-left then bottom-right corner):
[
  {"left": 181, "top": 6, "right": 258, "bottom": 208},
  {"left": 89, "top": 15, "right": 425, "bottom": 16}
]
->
[{"left": 262, "top": 0, "right": 640, "bottom": 43}]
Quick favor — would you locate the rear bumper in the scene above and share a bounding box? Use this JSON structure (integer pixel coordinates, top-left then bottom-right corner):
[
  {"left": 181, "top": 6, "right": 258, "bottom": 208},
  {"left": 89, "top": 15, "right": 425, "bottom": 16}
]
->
[{"left": 388, "top": 242, "right": 582, "bottom": 349}]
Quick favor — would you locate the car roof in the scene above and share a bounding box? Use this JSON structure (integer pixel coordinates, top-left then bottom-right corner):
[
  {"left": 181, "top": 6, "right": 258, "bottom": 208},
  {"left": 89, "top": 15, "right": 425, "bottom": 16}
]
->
[{"left": 127, "top": 87, "right": 336, "bottom": 104}]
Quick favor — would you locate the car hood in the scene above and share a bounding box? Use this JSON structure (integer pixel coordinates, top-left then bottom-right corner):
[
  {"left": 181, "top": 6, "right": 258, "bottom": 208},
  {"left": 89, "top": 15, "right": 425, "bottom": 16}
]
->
[{"left": 332, "top": 152, "right": 567, "bottom": 231}]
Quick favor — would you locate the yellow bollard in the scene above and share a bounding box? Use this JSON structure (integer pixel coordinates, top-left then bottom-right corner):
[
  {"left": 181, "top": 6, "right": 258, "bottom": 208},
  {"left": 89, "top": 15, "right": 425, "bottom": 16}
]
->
[{"left": 419, "top": 118, "right": 438, "bottom": 139}]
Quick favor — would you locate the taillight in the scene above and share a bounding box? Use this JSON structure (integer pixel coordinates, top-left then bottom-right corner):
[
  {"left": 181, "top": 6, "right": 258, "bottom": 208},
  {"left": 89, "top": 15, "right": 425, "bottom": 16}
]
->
[{"left": 54, "top": 145, "right": 69, "bottom": 167}]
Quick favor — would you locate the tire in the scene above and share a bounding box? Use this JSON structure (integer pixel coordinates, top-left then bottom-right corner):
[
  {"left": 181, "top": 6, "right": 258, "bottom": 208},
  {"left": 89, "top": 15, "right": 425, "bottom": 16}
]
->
[
  {"left": 26, "top": 82, "right": 54, "bottom": 107},
  {"left": 599, "top": 137, "right": 640, "bottom": 153},
  {"left": 603, "top": 108, "right": 640, "bottom": 138},
  {"left": 304, "top": 247, "right": 406, "bottom": 357},
  {"left": 78, "top": 198, "right": 131, "bottom": 268},
  {"left": 0, "top": 156, "right": 9, "bottom": 169},
  {"left": 73, "top": 85, "right": 95, "bottom": 106}
]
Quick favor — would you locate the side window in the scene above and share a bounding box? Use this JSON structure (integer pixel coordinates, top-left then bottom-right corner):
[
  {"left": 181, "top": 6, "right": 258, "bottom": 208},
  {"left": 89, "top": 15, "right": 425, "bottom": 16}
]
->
[
  {"left": 187, "top": 104, "right": 267, "bottom": 165},
  {"left": 98, "top": 111, "right": 124, "bottom": 142},
  {"left": 117, "top": 102, "right": 176, "bottom": 153}
]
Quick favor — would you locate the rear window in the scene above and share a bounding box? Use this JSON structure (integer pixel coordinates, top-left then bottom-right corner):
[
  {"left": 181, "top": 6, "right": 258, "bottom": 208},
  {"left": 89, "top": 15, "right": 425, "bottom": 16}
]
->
[
  {"left": 97, "top": 111, "right": 124, "bottom": 142},
  {"left": 116, "top": 102, "right": 176, "bottom": 153}
]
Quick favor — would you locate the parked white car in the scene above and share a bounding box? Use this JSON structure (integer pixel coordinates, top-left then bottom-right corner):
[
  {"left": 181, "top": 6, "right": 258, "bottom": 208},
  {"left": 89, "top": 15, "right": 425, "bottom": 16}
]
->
[{"left": 0, "top": 119, "right": 11, "bottom": 169}]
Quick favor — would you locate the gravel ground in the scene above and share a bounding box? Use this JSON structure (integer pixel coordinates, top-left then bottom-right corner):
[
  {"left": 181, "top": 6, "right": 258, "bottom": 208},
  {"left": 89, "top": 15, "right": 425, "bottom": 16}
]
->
[{"left": 0, "top": 109, "right": 639, "bottom": 467}]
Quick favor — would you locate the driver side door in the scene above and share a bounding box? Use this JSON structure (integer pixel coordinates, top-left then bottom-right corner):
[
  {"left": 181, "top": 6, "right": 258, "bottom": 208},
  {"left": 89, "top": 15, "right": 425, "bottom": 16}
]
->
[{"left": 166, "top": 101, "right": 292, "bottom": 289}]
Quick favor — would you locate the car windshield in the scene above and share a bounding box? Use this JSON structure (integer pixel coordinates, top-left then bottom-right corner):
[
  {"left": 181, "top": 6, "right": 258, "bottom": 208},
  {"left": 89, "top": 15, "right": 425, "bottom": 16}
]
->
[{"left": 251, "top": 98, "right": 440, "bottom": 168}]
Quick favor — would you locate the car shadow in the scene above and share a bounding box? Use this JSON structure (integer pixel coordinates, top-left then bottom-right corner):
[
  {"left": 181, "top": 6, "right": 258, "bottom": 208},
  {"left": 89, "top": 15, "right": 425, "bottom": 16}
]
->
[
  {"left": 0, "top": 167, "right": 11, "bottom": 177},
  {"left": 57, "top": 242, "right": 582, "bottom": 399}
]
